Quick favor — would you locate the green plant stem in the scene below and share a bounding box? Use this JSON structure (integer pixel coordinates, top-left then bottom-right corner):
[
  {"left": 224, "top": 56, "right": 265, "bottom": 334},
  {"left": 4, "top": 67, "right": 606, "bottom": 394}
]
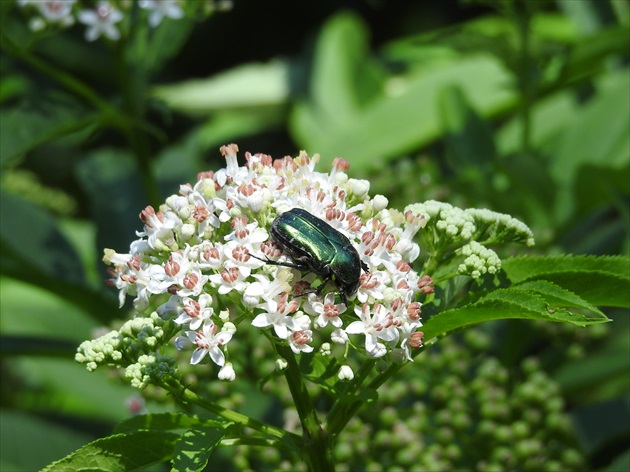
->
[
  {"left": 276, "top": 344, "right": 335, "bottom": 472},
  {"left": 328, "top": 344, "right": 430, "bottom": 438},
  {"left": 1, "top": 32, "right": 118, "bottom": 118},
  {"left": 326, "top": 359, "right": 375, "bottom": 437},
  {"left": 163, "top": 378, "right": 299, "bottom": 445},
  {"left": 512, "top": 0, "right": 534, "bottom": 154},
  {"left": 113, "top": 42, "right": 161, "bottom": 206}
]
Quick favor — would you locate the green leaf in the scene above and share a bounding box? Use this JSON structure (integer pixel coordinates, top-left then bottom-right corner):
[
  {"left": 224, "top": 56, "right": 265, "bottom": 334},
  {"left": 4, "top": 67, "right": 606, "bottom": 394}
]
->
[
  {"left": 514, "top": 279, "right": 606, "bottom": 318},
  {"left": 41, "top": 431, "right": 180, "bottom": 472},
  {"left": 171, "top": 426, "right": 233, "bottom": 472},
  {"left": 422, "top": 287, "right": 610, "bottom": 342},
  {"left": 571, "top": 396, "right": 630, "bottom": 456},
  {"left": 554, "top": 314, "right": 629, "bottom": 397},
  {"left": 13, "top": 357, "right": 136, "bottom": 422},
  {"left": 550, "top": 69, "right": 630, "bottom": 185},
  {"left": 75, "top": 149, "right": 146, "bottom": 259},
  {"left": 607, "top": 449, "right": 630, "bottom": 472},
  {"left": 0, "top": 193, "right": 118, "bottom": 324},
  {"left": 115, "top": 413, "right": 224, "bottom": 434},
  {"left": 0, "top": 277, "right": 96, "bottom": 342},
  {"left": 152, "top": 60, "right": 290, "bottom": 114},
  {"left": 301, "top": 352, "right": 342, "bottom": 394},
  {"left": 307, "top": 12, "right": 385, "bottom": 123},
  {"left": 0, "top": 105, "right": 96, "bottom": 168},
  {"left": 0, "top": 74, "right": 29, "bottom": 103},
  {"left": 560, "top": 26, "right": 630, "bottom": 82},
  {"left": 290, "top": 12, "right": 517, "bottom": 171},
  {"left": 195, "top": 108, "right": 285, "bottom": 150},
  {"left": 502, "top": 255, "right": 630, "bottom": 307},
  {"left": 0, "top": 191, "right": 83, "bottom": 281},
  {"left": 0, "top": 409, "right": 93, "bottom": 472},
  {"left": 142, "top": 18, "right": 196, "bottom": 74},
  {"left": 439, "top": 84, "right": 496, "bottom": 177}
]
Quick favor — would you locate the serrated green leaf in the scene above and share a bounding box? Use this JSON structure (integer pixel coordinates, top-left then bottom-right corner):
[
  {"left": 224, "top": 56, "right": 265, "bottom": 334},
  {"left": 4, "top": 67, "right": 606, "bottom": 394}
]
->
[
  {"left": 41, "top": 431, "right": 180, "bottom": 472},
  {"left": 423, "top": 287, "right": 609, "bottom": 342},
  {"left": 514, "top": 279, "right": 606, "bottom": 318},
  {"left": 503, "top": 255, "right": 630, "bottom": 281},
  {"left": 171, "top": 425, "right": 233, "bottom": 472},
  {"left": 502, "top": 255, "right": 630, "bottom": 307},
  {"left": 115, "top": 413, "right": 224, "bottom": 434}
]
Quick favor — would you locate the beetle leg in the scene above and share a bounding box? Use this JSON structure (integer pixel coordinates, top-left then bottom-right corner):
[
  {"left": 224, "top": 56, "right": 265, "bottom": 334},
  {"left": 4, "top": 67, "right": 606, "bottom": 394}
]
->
[
  {"left": 314, "top": 275, "right": 332, "bottom": 296},
  {"left": 250, "top": 253, "right": 309, "bottom": 271}
]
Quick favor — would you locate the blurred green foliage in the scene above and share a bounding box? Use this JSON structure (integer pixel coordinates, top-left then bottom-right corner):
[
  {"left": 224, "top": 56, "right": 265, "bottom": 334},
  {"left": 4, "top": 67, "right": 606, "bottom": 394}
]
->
[{"left": 1, "top": 0, "right": 628, "bottom": 470}]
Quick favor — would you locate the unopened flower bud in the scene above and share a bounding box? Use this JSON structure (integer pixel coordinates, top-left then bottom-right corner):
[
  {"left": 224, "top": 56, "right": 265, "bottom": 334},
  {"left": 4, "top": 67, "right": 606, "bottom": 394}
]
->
[{"left": 338, "top": 365, "right": 354, "bottom": 381}]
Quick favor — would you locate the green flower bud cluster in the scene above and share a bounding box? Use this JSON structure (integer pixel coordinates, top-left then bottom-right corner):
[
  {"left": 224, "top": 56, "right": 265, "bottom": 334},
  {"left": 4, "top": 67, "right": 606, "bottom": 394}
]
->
[
  {"left": 206, "top": 324, "right": 592, "bottom": 471},
  {"left": 75, "top": 311, "right": 178, "bottom": 387},
  {"left": 2, "top": 169, "right": 77, "bottom": 216},
  {"left": 125, "top": 353, "right": 177, "bottom": 390},
  {"left": 457, "top": 241, "right": 501, "bottom": 278},
  {"left": 331, "top": 332, "right": 584, "bottom": 471},
  {"left": 406, "top": 200, "right": 534, "bottom": 281}
]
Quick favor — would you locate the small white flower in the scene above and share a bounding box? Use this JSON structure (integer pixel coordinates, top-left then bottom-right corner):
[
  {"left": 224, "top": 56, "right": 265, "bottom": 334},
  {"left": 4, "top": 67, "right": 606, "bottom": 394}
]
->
[
  {"left": 275, "top": 358, "right": 288, "bottom": 371},
  {"left": 370, "top": 342, "right": 388, "bottom": 358},
  {"left": 331, "top": 328, "right": 349, "bottom": 344},
  {"left": 176, "top": 320, "right": 232, "bottom": 366},
  {"left": 78, "top": 1, "right": 123, "bottom": 42},
  {"left": 288, "top": 329, "right": 314, "bottom": 354},
  {"left": 338, "top": 365, "right": 354, "bottom": 381},
  {"left": 139, "top": 0, "right": 184, "bottom": 27},
  {"left": 174, "top": 294, "right": 213, "bottom": 330},
  {"left": 218, "top": 362, "right": 236, "bottom": 381},
  {"left": 304, "top": 292, "right": 346, "bottom": 329},
  {"left": 209, "top": 266, "right": 246, "bottom": 295},
  {"left": 346, "top": 304, "right": 399, "bottom": 355},
  {"left": 37, "top": 1, "right": 76, "bottom": 26},
  {"left": 242, "top": 278, "right": 268, "bottom": 308},
  {"left": 348, "top": 178, "right": 370, "bottom": 198},
  {"left": 251, "top": 294, "right": 299, "bottom": 339},
  {"left": 372, "top": 195, "right": 389, "bottom": 212}
]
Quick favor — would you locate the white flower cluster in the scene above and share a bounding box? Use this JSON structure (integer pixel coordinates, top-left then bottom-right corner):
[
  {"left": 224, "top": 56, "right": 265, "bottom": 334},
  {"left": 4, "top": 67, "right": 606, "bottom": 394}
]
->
[
  {"left": 17, "top": 0, "right": 231, "bottom": 41},
  {"left": 88, "top": 144, "right": 430, "bottom": 383}
]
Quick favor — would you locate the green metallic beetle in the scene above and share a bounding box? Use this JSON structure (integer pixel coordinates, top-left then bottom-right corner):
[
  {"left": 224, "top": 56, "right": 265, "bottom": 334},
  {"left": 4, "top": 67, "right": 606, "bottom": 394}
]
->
[{"left": 256, "top": 208, "right": 368, "bottom": 306}]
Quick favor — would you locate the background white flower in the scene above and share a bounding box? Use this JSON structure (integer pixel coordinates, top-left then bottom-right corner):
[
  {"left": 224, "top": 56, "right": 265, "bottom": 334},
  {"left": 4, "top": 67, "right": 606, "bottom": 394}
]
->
[
  {"left": 139, "top": 0, "right": 184, "bottom": 27},
  {"left": 77, "top": 1, "right": 123, "bottom": 41}
]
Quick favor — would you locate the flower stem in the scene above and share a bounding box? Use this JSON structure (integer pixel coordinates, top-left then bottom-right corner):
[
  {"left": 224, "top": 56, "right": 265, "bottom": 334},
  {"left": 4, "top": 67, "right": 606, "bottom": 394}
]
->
[
  {"left": 1, "top": 31, "right": 118, "bottom": 118},
  {"left": 326, "top": 359, "right": 375, "bottom": 437},
  {"left": 276, "top": 344, "right": 336, "bottom": 472},
  {"left": 163, "top": 378, "right": 300, "bottom": 444}
]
